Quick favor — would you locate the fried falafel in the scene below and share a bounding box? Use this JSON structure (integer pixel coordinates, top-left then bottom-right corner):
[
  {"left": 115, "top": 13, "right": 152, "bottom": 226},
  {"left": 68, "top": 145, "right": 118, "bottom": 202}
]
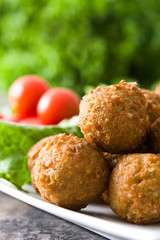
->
[
  {"left": 109, "top": 153, "right": 160, "bottom": 224},
  {"left": 140, "top": 89, "right": 160, "bottom": 123},
  {"left": 79, "top": 80, "right": 150, "bottom": 153},
  {"left": 33, "top": 133, "right": 109, "bottom": 210},
  {"left": 28, "top": 136, "right": 55, "bottom": 192}
]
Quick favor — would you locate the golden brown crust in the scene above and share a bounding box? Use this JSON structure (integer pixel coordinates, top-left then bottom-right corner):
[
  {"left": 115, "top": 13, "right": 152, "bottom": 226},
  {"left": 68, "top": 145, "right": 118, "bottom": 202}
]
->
[
  {"left": 150, "top": 117, "right": 160, "bottom": 153},
  {"left": 79, "top": 81, "right": 150, "bottom": 153},
  {"left": 28, "top": 136, "right": 55, "bottom": 171},
  {"left": 109, "top": 154, "right": 160, "bottom": 224},
  {"left": 34, "top": 133, "right": 109, "bottom": 210},
  {"left": 28, "top": 136, "right": 56, "bottom": 192},
  {"left": 140, "top": 89, "right": 160, "bottom": 123}
]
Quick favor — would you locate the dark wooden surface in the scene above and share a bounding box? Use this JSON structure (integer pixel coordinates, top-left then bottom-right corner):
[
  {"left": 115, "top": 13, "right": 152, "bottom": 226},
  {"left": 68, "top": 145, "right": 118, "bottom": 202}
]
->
[{"left": 0, "top": 192, "right": 107, "bottom": 240}]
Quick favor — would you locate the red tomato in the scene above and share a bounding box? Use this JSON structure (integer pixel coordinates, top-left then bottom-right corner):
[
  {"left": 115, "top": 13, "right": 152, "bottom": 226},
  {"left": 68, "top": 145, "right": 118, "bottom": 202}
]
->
[
  {"left": 8, "top": 75, "right": 50, "bottom": 118},
  {"left": 0, "top": 113, "right": 3, "bottom": 119},
  {"left": 37, "top": 88, "right": 80, "bottom": 125},
  {"left": 19, "top": 117, "right": 43, "bottom": 126}
]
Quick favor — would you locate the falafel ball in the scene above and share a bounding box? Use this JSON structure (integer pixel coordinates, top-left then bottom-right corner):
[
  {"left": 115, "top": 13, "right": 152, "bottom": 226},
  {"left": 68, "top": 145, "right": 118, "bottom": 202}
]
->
[
  {"left": 150, "top": 117, "right": 160, "bottom": 153},
  {"left": 79, "top": 80, "right": 150, "bottom": 153},
  {"left": 109, "top": 154, "right": 160, "bottom": 224},
  {"left": 28, "top": 136, "right": 55, "bottom": 192},
  {"left": 140, "top": 89, "right": 160, "bottom": 123},
  {"left": 33, "top": 133, "right": 109, "bottom": 210}
]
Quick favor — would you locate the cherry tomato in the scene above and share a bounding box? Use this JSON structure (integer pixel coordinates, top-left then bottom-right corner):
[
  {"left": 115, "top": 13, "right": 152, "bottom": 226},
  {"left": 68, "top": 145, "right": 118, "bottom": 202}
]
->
[
  {"left": 19, "top": 117, "right": 43, "bottom": 126},
  {"left": 37, "top": 88, "right": 80, "bottom": 125},
  {"left": 8, "top": 75, "right": 50, "bottom": 118}
]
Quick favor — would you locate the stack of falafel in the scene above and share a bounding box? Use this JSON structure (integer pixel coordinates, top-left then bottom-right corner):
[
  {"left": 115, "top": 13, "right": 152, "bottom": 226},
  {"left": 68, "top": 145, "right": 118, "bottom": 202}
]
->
[{"left": 28, "top": 80, "right": 160, "bottom": 224}]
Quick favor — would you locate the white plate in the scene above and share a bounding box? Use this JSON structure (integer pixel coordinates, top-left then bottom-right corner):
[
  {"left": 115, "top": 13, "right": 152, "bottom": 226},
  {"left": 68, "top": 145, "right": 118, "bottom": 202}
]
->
[{"left": 0, "top": 179, "right": 160, "bottom": 240}]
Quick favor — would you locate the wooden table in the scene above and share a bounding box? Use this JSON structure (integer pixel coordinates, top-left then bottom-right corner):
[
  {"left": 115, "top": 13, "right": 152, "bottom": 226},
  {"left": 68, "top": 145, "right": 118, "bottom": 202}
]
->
[{"left": 0, "top": 192, "right": 107, "bottom": 240}]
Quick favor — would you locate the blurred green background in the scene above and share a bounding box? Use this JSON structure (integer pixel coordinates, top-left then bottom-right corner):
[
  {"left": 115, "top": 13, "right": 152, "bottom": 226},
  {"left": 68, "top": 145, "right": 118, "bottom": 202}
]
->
[{"left": 1, "top": 0, "right": 160, "bottom": 96}]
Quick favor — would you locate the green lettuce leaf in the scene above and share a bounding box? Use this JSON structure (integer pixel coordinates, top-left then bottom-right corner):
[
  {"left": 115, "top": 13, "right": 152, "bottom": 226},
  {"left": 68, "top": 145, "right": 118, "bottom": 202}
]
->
[{"left": 0, "top": 116, "right": 83, "bottom": 188}]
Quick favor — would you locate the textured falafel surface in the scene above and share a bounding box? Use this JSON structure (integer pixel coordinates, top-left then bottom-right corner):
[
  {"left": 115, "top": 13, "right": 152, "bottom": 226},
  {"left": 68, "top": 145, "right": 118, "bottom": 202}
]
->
[
  {"left": 79, "top": 81, "right": 150, "bottom": 153},
  {"left": 28, "top": 136, "right": 56, "bottom": 193},
  {"left": 140, "top": 89, "right": 160, "bottom": 123},
  {"left": 34, "top": 133, "right": 109, "bottom": 210},
  {"left": 109, "top": 153, "right": 160, "bottom": 224},
  {"left": 28, "top": 136, "right": 55, "bottom": 172}
]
